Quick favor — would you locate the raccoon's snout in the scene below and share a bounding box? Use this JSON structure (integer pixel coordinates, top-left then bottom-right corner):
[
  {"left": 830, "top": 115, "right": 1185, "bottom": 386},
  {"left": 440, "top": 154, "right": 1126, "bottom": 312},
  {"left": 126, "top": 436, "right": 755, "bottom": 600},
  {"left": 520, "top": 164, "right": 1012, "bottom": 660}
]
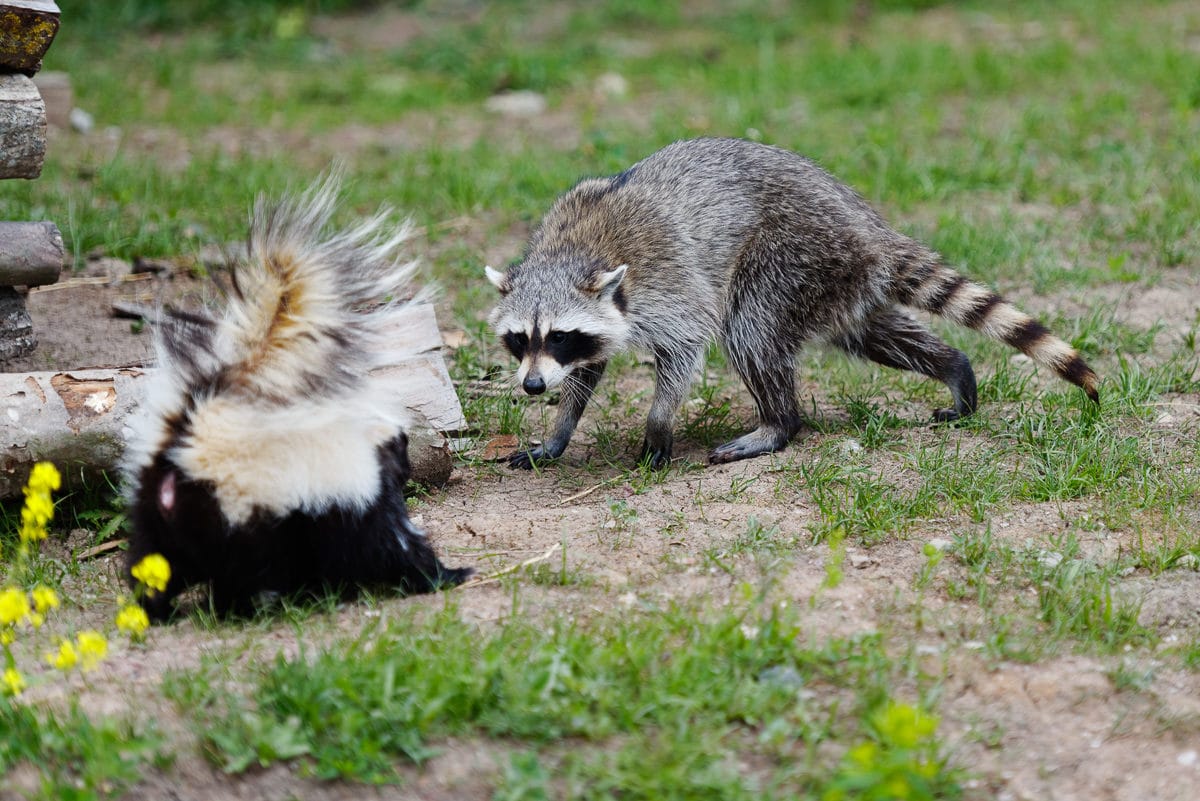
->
[{"left": 523, "top": 375, "right": 547, "bottom": 395}]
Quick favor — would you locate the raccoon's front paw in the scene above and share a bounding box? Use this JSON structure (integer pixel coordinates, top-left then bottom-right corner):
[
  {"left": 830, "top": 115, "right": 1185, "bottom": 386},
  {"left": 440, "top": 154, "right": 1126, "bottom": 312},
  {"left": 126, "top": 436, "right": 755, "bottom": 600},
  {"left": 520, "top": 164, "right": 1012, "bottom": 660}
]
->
[
  {"left": 508, "top": 447, "right": 552, "bottom": 470},
  {"left": 931, "top": 408, "right": 970, "bottom": 425}
]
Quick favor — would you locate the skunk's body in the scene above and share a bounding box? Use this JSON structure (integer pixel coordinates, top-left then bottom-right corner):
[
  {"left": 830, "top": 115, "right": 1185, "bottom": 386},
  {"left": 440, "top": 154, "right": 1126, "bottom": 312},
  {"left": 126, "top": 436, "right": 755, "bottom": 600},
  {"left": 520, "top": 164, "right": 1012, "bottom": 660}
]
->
[{"left": 124, "top": 179, "right": 471, "bottom": 618}]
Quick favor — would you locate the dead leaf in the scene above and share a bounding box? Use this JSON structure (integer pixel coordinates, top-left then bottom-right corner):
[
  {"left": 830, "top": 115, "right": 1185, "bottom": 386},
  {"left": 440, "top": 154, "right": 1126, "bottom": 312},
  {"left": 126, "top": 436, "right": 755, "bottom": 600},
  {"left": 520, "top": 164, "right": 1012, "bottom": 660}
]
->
[{"left": 478, "top": 434, "right": 520, "bottom": 461}]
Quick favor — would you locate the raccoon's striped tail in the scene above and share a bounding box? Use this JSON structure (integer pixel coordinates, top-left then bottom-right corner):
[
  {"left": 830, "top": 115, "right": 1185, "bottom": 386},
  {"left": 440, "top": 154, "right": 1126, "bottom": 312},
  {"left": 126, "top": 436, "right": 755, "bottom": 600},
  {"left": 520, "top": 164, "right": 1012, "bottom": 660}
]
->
[{"left": 896, "top": 261, "right": 1100, "bottom": 402}]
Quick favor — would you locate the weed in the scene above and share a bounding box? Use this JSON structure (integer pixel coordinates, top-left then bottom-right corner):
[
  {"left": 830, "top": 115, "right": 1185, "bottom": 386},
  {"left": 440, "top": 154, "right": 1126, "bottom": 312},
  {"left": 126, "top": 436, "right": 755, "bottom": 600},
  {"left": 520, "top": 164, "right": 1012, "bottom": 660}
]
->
[
  {"left": 0, "top": 702, "right": 161, "bottom": 801},
  {"left": 1034, "top": 556, "right": 1151, "bottom": 652},
  {"left": 730, "top": 516, "right": 784, "bottom": 554},
  {"left": 1107, "top": 661, "right": 1156, "bottom": 693}
]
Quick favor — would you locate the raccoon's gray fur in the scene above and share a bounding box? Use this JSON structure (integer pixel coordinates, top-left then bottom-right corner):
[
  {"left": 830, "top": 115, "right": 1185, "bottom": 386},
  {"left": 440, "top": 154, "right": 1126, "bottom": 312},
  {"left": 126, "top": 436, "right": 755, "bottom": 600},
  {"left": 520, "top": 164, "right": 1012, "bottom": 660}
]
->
[{"left": 487, "top": 137, "right": 1100, "bottom": 468}]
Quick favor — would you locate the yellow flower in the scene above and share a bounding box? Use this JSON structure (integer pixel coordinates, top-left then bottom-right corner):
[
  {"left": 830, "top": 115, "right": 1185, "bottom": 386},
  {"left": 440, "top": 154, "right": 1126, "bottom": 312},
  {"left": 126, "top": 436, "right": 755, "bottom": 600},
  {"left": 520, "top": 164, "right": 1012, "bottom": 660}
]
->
[
  {"left": 27, "top": 462, "right": 62, "bottom": 494},
  {"left": 884, "top": 774, "right": 912, "bottom": 800},
  {"left": 0, "top": 587, "right": 31, "bottom": 626},
  {"left": 846, "top": 741, "right": 879, "bottom": 769},
  {"left": 18, "top": 499, "right": 51, "bottom": 542},
  {"left": 131, "top": 554, "right": 171, "bottom": 594},
  {"left": 76, "top": 630, "right": 108, "bottom": 671},
  {"left": 873, "top": 702, "right": 938, "bottom": 749},
  {"left": 18, "top": 462, "right": 60, "bottom": 543},
  {"left": 0, "top": 630, "right": 13, "bottom": 646},
  {"left": 2, "top": 668, "right": 24, "bottom": 696},
  {"left": 47, "top": 638, "right": 78, "bottom": 671},
  {"left": 31, "top": 585, "right": 59, "bottom": 614},
  {"left": 115, "top": 604, "right": 150, "bottom": 639}
]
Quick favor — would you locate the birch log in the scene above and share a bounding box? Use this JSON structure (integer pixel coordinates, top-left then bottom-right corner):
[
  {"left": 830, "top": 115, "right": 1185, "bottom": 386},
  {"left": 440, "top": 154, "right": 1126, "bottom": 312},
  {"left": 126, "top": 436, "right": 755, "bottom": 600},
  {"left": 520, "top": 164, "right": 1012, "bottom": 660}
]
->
[
  {"left": 0, "top": 304, "right": 466, "bottom": 498},
  {"left": 0, "top": 73, "right": 45, "bottom": 178}
]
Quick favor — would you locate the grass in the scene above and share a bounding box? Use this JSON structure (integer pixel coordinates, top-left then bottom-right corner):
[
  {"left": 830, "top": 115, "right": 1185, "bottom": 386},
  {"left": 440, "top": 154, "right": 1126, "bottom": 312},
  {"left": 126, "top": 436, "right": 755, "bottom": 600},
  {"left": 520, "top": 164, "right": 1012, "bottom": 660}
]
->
[
  {"left": 1, "top": 0, "right": 1199, "bottom": 796},
  {"left": 165, "top": 594, "right": 962, "bottom": 798},
  {"left": 0, "top": 701, "right": 160, "bottom": 801}
]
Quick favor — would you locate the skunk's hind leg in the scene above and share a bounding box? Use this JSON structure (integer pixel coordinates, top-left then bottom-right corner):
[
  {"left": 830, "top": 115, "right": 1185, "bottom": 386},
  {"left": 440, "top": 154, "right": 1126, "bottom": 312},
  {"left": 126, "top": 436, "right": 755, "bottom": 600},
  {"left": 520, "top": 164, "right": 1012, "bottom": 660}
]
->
[{"left": 351, "top": 433, "right": 473, "bottom": 592}]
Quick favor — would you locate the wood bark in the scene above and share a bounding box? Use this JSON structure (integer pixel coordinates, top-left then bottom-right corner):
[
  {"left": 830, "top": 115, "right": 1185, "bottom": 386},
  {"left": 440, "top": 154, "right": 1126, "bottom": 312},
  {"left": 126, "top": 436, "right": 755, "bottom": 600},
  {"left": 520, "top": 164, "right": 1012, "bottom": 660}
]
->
[
  {"left": 0, "top": 221, "right": 63, "bottom": 285},
  {"left": 0, "top": 73, "right": 45, "bottom": 178},
  {"left": 0, "top": 304, "right": 466, "bottom": 498},
  {"left": 0, "top": 285, "right": 33, "bottom": 361},
  {"left": 0, "top": 1, "right": 61, "bottom": 74}
]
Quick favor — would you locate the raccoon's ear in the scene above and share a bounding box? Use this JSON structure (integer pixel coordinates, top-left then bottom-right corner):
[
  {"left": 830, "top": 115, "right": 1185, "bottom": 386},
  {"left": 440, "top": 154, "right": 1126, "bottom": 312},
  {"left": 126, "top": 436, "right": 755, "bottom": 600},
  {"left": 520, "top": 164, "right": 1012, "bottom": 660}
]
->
[
  {"left": 484, "top": 264, "right": 510, "bottom": 295},
  {"left": 585, "top": 264, "right": 628, "bottom": 299}
]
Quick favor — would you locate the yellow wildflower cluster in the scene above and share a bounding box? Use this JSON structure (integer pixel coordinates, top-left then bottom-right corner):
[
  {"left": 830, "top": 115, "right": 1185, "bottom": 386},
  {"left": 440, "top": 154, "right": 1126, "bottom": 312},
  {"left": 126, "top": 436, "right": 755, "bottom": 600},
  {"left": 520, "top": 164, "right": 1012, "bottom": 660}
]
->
[
  {"left": 46, "top": 630, "right": 108, "bottom": 673},
  {"left": 18, "top": 462, "right": 61, "bottom": 544},
  {"left": 0, "top": 587, "right": 30, "bottom": 626},
  {"left": 0, "top": 585, "right": 56, "bottom": 631},
  {"left": 871, "top": 701, "right": 939, "bottom": 749},
  {"left": 0, "top": 466, "right": 168, "bottom": 699},
  {"left": 2, "top": 667, "right": 24, "bottom": 696},
  {"left": 115, "top": 603, "right": 150, "bottom": 640},
  {"left": 822, "top": 702, "right": 949, "bottom": 801},
  {"left": 131, "top": 554, "right": 171, "bottom": 595}
]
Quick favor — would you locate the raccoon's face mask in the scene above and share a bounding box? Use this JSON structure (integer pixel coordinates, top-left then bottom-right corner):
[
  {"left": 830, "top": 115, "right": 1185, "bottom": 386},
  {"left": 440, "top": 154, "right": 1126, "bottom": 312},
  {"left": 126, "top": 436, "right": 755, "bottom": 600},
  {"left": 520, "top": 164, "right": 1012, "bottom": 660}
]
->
[{"left": 486, "top": 264, "right": 631, "bottom": 395}]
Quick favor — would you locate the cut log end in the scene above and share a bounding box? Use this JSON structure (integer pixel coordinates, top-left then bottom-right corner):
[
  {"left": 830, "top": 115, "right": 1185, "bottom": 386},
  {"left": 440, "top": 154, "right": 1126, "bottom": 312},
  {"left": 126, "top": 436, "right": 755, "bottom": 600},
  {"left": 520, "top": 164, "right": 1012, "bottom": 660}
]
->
[{"left": 0, "top": 221, "right": 65, "bottom": 286}]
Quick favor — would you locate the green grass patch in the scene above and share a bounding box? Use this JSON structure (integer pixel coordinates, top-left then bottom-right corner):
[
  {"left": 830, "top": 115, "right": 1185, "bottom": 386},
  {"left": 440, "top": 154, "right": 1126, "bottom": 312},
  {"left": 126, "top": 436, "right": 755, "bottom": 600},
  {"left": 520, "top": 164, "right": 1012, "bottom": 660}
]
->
[
  {"left": 0, "top": 701, "right": 160, "bottom": 801},
  {"left": 165, "top": 596, "right": 961, "bottom": 797}
]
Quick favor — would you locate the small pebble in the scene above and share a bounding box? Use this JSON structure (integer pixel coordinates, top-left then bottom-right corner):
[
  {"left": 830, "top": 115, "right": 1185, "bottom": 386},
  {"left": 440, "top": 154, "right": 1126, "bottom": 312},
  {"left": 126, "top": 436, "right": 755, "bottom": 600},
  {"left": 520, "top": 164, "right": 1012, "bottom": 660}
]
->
[
  {"left": 484, "top": 90, "right": 547, "bottom": 116},
  {"left": 69, "top": 107, "right": 94, "bottom": 133},
  {"left": 594, "top": 72, "right": 628, "bottom": 98}
]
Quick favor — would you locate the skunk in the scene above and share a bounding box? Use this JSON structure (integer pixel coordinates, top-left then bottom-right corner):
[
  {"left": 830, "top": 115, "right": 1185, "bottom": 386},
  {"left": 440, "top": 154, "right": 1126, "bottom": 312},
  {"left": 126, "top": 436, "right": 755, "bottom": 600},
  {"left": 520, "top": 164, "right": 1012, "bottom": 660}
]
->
[{"left": 123, "top": 177, "right": 472, "bottom": 618}]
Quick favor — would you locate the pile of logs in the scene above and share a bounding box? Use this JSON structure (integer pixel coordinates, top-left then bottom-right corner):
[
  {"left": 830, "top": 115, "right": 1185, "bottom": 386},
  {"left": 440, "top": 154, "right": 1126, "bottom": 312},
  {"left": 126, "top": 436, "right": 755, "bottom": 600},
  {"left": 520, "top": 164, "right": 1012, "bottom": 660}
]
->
[{"left": 1, "top": 0, "right": 64, "bottom": 360}]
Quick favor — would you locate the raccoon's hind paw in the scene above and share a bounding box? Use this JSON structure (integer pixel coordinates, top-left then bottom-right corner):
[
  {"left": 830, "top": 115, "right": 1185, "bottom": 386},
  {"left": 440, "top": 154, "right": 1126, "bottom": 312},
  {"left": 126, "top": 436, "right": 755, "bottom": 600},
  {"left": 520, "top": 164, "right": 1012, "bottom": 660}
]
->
[
  {"left": 709, "top": 426, "right": 792, "bottom": 464},
  {"left": 638, "top": 439, "right": 672, "bottom": 470}
]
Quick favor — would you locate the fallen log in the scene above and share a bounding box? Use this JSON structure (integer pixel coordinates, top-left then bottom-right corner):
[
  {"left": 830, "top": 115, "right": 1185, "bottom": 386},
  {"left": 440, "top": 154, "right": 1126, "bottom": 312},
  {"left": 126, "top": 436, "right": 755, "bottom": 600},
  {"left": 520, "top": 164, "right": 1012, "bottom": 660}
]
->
[
  {"left": 0, "top": 220, "right": 64, "bottom": 286},
  {"left": 0, "top": 304, "right": 466, "bottom": 499},
  {"left": 0, "top": 1, "right": 61, "bottom": 75},
  {"left": 0, "top": 73, "right": 46, "bottom": 179}
]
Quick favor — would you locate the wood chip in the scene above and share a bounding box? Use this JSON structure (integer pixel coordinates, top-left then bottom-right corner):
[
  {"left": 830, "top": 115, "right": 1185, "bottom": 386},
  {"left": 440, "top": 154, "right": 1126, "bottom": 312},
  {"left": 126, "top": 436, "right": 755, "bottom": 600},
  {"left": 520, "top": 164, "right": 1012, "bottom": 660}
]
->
[{"left": 76, "top": 538, "right": 124, "bottom": 561}]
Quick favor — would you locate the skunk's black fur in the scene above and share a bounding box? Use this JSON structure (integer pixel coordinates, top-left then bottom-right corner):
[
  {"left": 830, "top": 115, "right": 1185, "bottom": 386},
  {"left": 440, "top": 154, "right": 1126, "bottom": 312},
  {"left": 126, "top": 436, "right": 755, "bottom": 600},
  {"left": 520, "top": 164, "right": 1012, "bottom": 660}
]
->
[{"left": 123, "top": 178, "right": 471, "bottom": 618}]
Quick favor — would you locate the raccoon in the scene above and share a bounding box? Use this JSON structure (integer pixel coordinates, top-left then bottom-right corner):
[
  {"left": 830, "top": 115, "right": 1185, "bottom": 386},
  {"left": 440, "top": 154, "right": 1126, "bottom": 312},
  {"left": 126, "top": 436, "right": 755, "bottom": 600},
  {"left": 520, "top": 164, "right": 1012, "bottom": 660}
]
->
[{"left": 486, "top": 137, "right": 1099, "bottom": 469}]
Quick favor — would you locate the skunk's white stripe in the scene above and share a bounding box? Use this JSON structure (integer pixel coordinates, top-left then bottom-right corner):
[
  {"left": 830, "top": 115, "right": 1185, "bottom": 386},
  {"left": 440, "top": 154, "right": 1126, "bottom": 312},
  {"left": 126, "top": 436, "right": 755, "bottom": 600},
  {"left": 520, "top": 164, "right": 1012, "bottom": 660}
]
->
[{"left": 176, "top": 395, "right": 400, "bottom": 525}]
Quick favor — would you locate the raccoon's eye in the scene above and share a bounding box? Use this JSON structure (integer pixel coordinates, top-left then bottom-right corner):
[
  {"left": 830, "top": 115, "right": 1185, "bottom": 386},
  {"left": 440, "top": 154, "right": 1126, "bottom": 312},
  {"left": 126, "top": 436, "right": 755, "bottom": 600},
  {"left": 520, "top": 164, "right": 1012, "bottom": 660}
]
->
[
  {"left": 544, "top": 329, "right": 603, "bottom": 364},
  {"left": 501, "top": 331, "right": 529, "bottom": 359}
]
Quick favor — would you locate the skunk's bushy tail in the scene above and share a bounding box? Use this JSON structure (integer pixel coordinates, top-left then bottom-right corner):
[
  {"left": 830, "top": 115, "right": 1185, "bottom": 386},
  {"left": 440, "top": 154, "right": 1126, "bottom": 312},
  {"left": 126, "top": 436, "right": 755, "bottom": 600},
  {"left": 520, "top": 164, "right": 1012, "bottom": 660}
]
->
[
  {"left": 127, "top": 176, "right": 426, "bottom": 525},
  {"left": 164, "top": 176, "right": 420, "bottom": 404}
]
